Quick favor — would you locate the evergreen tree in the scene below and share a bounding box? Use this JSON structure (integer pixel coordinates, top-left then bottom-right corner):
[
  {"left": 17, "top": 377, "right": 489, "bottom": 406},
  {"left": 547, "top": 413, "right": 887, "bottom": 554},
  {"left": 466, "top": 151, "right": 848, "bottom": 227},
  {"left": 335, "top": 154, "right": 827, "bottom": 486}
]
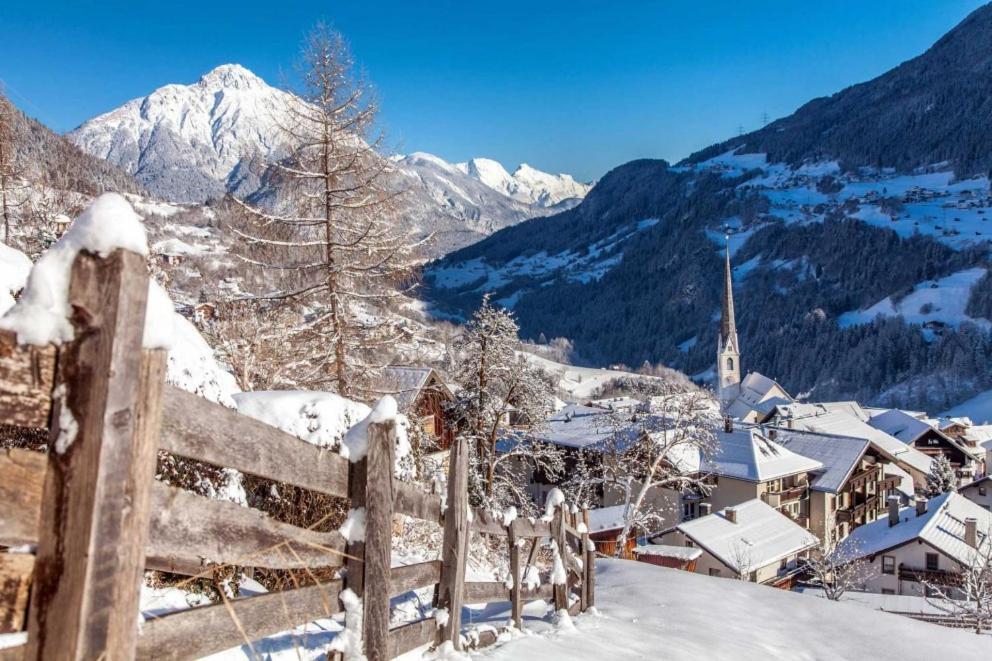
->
[{"left": 926, "top": 455, "right": 956, "bottom": 497}]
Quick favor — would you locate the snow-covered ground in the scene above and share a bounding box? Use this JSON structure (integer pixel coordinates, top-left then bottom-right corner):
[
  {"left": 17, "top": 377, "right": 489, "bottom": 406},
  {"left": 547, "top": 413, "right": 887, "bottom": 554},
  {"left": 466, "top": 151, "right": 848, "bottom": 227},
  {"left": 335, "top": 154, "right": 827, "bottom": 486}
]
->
[
  {"left": 471, "top": 559, "right": 989, "bottom": 660},
  {"left": 521, "top": 353, "right": 674, "bottom": 401},
  {"left": 838, "top": 267, "right": 989, "bottom": 330},
  {"left": 942, "top": 387, "right": 992, "bottom": 424}
]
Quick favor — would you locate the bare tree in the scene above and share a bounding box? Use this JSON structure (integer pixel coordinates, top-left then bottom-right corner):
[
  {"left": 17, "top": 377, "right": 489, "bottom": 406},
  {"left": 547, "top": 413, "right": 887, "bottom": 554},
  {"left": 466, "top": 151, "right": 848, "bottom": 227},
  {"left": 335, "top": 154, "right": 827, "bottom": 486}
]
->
[
  {"left": 730, "top": 541, "right": 755, "bottom": 581},
  {"left": 923, "top": 525, "right": 992, "bottom": 634},
  {"left": 234, "top": 24, "right": 422, "bottom": 398},
  {"left": 0, "top": 92, "right": 28, "bottom": 244},
  {"left": 807, "top": 536, "right": 870, "bottom": 601},
  {"left": 449, "top": 295, "right": 563, "bottom": 513},
  {"left": 605, "top": 391, "right": 719, "bottom": 556}
]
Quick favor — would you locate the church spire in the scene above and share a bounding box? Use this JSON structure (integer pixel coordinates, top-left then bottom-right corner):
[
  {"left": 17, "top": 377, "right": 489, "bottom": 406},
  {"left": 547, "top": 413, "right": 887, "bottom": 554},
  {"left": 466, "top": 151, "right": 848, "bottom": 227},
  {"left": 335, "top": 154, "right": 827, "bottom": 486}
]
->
[
  {"left": 717, "top": 236, "right": 742, "bottom": 409},
  {"left": 720, "top": 238, "right": 738, "bottom": 352}
]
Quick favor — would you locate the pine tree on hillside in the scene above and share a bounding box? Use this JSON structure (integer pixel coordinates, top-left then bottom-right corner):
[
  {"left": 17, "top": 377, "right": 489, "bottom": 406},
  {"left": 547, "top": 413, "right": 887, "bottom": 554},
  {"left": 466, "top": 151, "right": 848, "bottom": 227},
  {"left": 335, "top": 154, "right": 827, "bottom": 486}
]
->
[
  {"left": 233, "top": 24, "right": 422, "bottom": 398},
  {"left": 926, "top": 455, "right": 956, "bottom": 497}
]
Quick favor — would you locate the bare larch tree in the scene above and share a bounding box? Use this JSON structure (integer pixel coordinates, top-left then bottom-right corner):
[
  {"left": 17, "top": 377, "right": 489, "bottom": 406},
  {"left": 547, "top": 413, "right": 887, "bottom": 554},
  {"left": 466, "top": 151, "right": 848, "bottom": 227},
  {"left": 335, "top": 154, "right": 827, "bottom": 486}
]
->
[
  {"left": 0, "top": 92, "right": 27, "bottom": 244},
  {"left": 234, "top": 24, "right": 421, "bottom": 398}
]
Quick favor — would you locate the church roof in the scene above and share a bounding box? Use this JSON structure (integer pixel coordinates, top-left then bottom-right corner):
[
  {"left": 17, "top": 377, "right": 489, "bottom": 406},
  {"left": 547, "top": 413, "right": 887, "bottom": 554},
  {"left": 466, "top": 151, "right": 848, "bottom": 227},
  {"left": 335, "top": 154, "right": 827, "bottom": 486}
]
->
[{"left": 720, "top": 241, "right": 739, "bottom": 353}]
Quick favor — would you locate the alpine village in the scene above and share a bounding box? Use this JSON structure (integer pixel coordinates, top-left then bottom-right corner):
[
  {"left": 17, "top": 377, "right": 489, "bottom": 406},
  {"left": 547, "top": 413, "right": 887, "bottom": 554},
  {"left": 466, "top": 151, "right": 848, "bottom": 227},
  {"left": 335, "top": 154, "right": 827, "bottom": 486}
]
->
[{"left": 1, "top": 3, "right": 992, "bottom": 660}]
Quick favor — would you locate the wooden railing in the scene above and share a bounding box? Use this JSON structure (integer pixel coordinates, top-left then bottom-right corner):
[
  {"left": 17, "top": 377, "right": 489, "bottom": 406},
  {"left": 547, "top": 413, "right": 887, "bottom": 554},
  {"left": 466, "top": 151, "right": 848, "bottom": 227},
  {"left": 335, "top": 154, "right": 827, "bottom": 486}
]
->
[{"left": 0, "top": 248, "right": 595, "bottom": 660}]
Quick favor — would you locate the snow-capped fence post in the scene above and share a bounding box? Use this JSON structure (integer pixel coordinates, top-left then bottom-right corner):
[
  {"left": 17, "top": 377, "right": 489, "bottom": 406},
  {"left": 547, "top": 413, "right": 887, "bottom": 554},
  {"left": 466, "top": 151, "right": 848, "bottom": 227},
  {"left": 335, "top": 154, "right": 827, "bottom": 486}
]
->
[
  {"left": 362, "top": 419, "right": 396, "bottom": 660},
  {"left": 582, "top": 507, "right": 595, "bottom": 609},
  {"left": 508, "top": 518, "right": 523, "bottom": 629},
  {"left": 438, "top": 434, "right": 468, "bottom": 649},
  {"left": 552, "top": 507, "right": 568, "bottom": 612},
  {"left": 26, "top": 249, "right": 166, "bottom": 661},
  {"left": 344, "top": 456, "right": 368, "bottom": 599}
]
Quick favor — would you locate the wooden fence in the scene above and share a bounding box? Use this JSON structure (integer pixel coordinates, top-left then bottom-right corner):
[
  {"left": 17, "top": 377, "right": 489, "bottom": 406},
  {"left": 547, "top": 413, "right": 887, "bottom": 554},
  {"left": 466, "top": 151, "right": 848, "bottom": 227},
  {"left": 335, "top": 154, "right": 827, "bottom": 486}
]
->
[{"left": 0, "top": 248, "right": 595, "bottom": 660}]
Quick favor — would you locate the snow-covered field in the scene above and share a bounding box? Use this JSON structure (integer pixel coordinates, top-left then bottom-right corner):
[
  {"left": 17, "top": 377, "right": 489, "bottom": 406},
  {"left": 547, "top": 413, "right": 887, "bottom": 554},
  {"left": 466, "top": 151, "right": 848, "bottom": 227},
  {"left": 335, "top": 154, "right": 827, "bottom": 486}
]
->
[
  {"left": 942, "top": 387, "right": 992, "bottom": 424},
  {"left": 838, "top": 267, "right": 989, "bottom": 330},
  {"left": 521, "top": 353, "right": 674, "bottom": 401},
  {"left": 471, "top": 559, "right": 989, "bottom": 660}
]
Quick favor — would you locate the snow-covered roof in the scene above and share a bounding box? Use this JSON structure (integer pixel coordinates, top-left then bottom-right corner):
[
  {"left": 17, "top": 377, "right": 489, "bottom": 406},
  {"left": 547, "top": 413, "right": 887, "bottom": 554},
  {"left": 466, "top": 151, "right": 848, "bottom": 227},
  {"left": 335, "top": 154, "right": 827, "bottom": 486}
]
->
[
  {"left": 632, "top": 544, "right": 702, "bottom": 561},
  {"left": 772, "top": 428, "right": 869, "bottom": 493},
  {"left": 839, "top": 492, "right": 992, "bottom": 566},
  {"left": 585, "top": 504, "right": 629, "bottom": 533},
  {"left": 725, "top": 371, "right": 793, "bottom": 420},
  {"left": 534, "top": 404, "right": 627, "bottom": 449},
  {"left": 962, "top": 424, "right": 992, "bottom": 444},
  {"left": 369, "top": 366, "right": 449, "bottom": 413},
  {"left": 785, "top": 410, "right": 933, "bottom": 476},
  {"left": 704, "top": 427, "right": 822, "bottom": 483},
  {"left": 233, "top": 390, "right": 371, "bottom": 448},
  {"left": 867, "top": 409, "right": 935, "bottom": 444},
  {"left": 677, "top": 499, "right": 818, "bottom": 573},
  {"left": 772, "top": 401, "right": 870, "bottom": 422},
  {"left": 587, "top": 396, "right": 643, "bottom": 412},
  {"left": 884, "top": 463, "right": 916, "bottom": 500}
]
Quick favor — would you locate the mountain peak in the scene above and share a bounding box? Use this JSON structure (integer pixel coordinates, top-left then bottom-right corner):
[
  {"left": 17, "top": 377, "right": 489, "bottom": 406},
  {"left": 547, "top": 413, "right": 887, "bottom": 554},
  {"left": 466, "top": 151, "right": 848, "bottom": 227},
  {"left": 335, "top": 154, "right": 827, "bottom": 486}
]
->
[{"left": 197, "top": 63, "right": 265, "bottom": 90}]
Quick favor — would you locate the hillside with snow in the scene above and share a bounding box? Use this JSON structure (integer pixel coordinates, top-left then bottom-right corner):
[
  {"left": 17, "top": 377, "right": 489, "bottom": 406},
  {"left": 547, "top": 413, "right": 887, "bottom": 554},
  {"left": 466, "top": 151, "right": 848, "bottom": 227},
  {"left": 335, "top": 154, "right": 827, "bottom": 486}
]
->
[{"left": 424, "top": 5, "right": 992, "bottom": 413}]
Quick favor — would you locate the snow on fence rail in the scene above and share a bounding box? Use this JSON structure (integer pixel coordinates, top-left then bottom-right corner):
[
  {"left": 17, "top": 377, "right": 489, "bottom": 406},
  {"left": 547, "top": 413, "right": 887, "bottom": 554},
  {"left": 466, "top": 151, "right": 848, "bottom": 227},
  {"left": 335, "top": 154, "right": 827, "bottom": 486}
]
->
[{"left": 0, "top": 248, "right": 595, "bottom": 660}]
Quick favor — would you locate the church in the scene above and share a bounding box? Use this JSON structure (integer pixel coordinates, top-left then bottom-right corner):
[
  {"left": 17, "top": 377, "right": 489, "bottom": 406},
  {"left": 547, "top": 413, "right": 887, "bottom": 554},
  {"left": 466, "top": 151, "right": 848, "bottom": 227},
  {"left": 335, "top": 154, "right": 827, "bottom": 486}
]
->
[{"left": 715, "top": 242, "right": 794, "bottom": 422}]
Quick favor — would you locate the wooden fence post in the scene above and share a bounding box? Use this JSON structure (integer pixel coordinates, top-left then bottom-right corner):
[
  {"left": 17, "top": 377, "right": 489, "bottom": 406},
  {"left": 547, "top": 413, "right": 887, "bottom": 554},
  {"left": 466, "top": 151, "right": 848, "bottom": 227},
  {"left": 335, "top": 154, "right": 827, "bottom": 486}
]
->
[
  {"left": 362, "top": 421, "right": 395, "bottom": 660},
  {"left": 27, "top": 250, "right": 165, "bottom": 660},
  {"left": 344, "top": 460, "right": 368, "bottom": 600},
  {"left": 579, "top": 507, "right": 590, "bottom": 612},
  {"left": 552, "top": 508, "right": 568, "bottom": 612},
  {"left": 438, "top": 434, "right": 468, "bottom": 649},
  {"left": 508, "top": 519, "right": 522, "bottom": 629},
  {"left": 583, "top": 508, "right": 594, "bottom": 609}
]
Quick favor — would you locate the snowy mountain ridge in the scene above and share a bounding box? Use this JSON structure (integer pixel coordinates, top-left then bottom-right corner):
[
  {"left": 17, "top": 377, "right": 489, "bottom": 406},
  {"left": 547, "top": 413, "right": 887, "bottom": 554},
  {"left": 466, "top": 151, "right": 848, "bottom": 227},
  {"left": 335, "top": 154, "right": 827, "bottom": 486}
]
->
[{"left": 69, "top": 64, "right": 590, "bottom": 255}]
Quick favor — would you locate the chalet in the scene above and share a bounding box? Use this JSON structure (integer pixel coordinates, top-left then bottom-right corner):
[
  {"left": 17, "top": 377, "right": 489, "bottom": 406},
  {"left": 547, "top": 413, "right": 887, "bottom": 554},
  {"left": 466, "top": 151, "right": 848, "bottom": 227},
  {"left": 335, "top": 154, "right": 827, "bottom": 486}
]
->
[
  {"left": 371, "top": 366, "right": 455, "bottom": 450},
  {"left": 765, "top": 404, "right": 933, "bottom": 489},
  {"left": 772, "top": 428, "right": 909, "bottom": 543},
  {"left": 839, "top": 492, "right": 992, "bottom": 598},
  {"left": 867, "top": 409, "right": 981, "bottom": 484},
  {"left": 654, "top": 499, "right": 818, "bottom": 587},
  {"left": 958, "top": 475, "right": 992, "bottom": 511},
  {"left": 694, "top": 424, "right": 822, "bottom": 528}
]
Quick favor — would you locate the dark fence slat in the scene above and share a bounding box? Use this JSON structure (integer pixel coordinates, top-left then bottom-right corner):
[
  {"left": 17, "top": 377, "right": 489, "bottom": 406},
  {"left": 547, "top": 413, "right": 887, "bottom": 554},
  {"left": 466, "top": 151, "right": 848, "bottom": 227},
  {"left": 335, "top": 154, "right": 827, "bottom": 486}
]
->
[{"left": 0, "top": 330, "right": 57, "bottom": 429}]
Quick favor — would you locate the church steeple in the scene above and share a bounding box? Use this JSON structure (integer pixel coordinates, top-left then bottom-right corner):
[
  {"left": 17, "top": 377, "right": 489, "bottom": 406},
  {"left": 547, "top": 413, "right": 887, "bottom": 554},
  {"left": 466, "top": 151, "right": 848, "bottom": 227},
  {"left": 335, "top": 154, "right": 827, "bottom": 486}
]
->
[
  {"left": 717, "top": 237, "right": 741, "bottom": 408},
  {"left": 720, "top": 241, "right": 739, "bottom": 352}
]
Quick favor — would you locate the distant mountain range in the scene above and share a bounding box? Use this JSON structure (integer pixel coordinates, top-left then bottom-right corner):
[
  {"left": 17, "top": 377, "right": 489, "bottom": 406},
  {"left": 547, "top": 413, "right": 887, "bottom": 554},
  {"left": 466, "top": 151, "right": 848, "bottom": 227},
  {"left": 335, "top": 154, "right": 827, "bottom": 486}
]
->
[
  {"left": 424, "top": 3, "right": 992, "bottom": 414},
  {"left": 67, "top": 64, "right": 590, "bottom": 254}
]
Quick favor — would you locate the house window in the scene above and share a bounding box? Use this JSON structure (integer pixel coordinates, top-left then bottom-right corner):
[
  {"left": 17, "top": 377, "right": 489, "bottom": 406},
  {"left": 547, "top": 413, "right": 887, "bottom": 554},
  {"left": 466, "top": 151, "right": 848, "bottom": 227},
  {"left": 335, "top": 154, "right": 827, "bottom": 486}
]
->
[
  {"left": 881, "top": 588, "right": 895, "bottom": 595},
  {"left": 882, "top": 556, "right": 895, "bottom": 575},
  {"left": 685, "top": 539, "right": 695, "bottom": 548},
  {"left": 980, "top": 486, "right": 987, "bottom": 497},
  {"left": 780, "top": 557, "right": 788, "bottom": 570},
  {"left": 709, "top": 568, "right": 721, "bottom": 577},
  {"left": 926, "top": 553, "right": 939, "bottom": 572}
]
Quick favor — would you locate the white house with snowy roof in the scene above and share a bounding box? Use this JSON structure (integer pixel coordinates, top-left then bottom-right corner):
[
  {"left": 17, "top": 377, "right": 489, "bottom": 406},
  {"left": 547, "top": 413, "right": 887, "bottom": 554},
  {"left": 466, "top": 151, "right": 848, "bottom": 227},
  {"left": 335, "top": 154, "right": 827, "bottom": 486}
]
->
[
  {"left": 867, "top": 408, "right": 982, "bottom": 484},
  {"left": 654, "top": 498, "right": 818, "bottom": 587},
  {"left": 839, "top": 492, "right": 991, "bottom": 598},
  {"left": 958, "top": 474, "right": 992, "bottom": 511}
]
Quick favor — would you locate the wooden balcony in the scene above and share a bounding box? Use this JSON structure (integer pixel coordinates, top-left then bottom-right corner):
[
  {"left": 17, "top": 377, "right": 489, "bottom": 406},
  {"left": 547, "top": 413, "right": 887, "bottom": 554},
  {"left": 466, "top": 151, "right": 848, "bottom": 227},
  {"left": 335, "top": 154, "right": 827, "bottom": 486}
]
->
[
  {"left": 848, "top": 465, "right": 881, "bottom": 491},
  {"left": 763, "top": 484, "right": 807, "bottom": 508},
  {"left": 836, "top": 494, "right": 878, "bottom": 523},
  {"left": 898, "top": 564, "right": 961, "bottom": 586}
]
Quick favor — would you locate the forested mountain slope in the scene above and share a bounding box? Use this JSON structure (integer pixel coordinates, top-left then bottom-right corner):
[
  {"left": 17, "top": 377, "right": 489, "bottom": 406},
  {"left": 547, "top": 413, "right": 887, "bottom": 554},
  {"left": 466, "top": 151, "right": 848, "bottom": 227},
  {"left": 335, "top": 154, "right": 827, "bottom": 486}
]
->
[{"left": 424, "top": 4, "right": 992, "bottom": 413}]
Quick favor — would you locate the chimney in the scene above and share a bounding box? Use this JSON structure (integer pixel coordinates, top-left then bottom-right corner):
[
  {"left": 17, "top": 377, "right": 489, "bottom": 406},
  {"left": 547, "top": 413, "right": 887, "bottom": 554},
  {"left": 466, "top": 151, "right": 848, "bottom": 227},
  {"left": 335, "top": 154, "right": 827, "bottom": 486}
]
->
[
  {"left": 724, "top": 416, "right": 733, "bottom": 433},
  {"left": 725, "top": 507, "right": 737, "bottom": 524},
  {"left": 699, "top": 502, "right": 712, "bottom": 517},
  {"left": 888, "top": 495, "right": 900, "bottom": 527},
  {"left": 965, "top": 518, "right": 978, "bottom": 548},
  {"left": 916, "top": 498, "right": 928, "bottom": 517}
]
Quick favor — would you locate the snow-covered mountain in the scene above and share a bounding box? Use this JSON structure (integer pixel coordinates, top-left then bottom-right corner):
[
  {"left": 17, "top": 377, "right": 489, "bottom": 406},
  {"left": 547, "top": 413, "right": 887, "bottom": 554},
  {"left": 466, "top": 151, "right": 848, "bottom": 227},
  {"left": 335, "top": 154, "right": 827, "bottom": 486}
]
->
[
  {"left": 69, "top": 64, "right": 291, "bottom": 203},
  {"left": 69, "top": 64, "right": 590, "bottom": 255}
]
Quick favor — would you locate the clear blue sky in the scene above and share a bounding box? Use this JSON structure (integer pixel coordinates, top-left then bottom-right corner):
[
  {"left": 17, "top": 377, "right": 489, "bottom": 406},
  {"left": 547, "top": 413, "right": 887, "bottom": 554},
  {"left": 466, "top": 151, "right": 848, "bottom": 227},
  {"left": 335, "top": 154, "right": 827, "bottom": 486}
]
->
[{"left": 1, "top": 0, "right": 986, "bottom": 181}]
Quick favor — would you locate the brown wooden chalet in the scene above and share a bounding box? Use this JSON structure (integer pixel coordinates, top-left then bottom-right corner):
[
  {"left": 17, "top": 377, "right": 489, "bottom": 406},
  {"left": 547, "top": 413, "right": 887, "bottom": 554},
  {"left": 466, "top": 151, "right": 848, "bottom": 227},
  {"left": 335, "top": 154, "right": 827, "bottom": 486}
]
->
[{"left": 371, "top": 366, "right": 456, "bottom": 450}]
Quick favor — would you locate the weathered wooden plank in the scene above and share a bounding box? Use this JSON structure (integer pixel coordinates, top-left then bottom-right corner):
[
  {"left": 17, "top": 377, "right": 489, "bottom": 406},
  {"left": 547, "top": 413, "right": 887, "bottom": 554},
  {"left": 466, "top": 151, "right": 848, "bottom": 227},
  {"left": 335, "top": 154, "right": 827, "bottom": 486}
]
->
[
  {"left": 27, "top": 249, "right": 157, "bottom": 661},
  {"left": 363, "top": 421, "right": 395, "bottom": 661},
  {"left": 512, "top": 518, "right": 552, "bottom": 539},
  {"left": 509, "top": 520, "right": 522, "bottom": 629},
  {"left": 387, "top": 617, "right": 439, "bottom": 658},
  {"left": 343, "top": 457, "right": 366, "bottom": 598},
  {"left": 580, "top": 507, "right": 590, "bottom": 612},
  {"left": 0, "top": 554, "right": 33, "bottom": 633},
  {"left": 464, "top": 581, "right": 509, "bottom": 603},
  {"left": 147, "top": 482, "right": 347, "bottom": 571},
  {"left": 470, "top": 508, "right": 506, "bottom": 536},
  {"left": 390, "top": 561, "right": 441, "bottom": 596},
  {"left": 137, "top": 580, "right": 343, "bottom": 661},
  {"left": 394, "top": 481, "right": 442, "bottom": 524},
  {"left": 438, "top": 435, "right": 468, "bottom": 649},
  {"left": 159, "top": 385, "right": 350, "bottom": 499},
  {"left": 0, "top": 644, "right": 24, "bottom": 661},
  {"left": 0, "top": 330, "right": 57, "bottom": 430},
  {"left": 0, "top": 449, "right": 46, "bottom": 547}
]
